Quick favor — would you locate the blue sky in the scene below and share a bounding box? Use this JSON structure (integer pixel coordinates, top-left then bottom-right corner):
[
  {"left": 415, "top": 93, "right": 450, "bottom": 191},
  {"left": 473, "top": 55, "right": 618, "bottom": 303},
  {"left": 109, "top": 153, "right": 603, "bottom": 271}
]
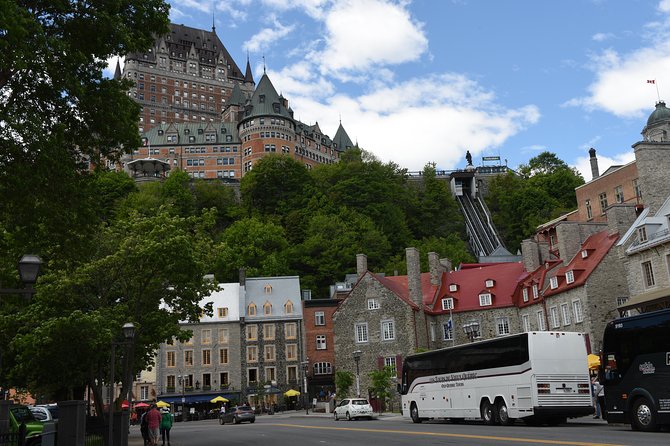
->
[{"left": 107, "top": 0, "right": 670, "bottom": 180}]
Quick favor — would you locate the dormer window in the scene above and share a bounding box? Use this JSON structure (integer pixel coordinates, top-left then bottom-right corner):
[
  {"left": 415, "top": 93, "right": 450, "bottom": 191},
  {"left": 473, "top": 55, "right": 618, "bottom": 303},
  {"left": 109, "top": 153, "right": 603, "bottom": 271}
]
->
[
  {"left": 522, "top": 288, "right": 529, "bottom": 303},
  {"left": 566, "top": 270, "right": 575, "bottom": 284},
  {"left": 248, "top": 303, "right": 257, "bottom": 316},
  {"left": 259, "top": 94, "right": 265, "bottom": 103},
  {"left": 184, "top": 128, "right": 190, "bottom": 134},
  {"left": 550, "top": 277, "right": 558, "bottom": 289},
  {"left": 449, "top": 284, "right": 458, "bottom": 292},
  {"left": 532, "top": 284, "right": 539, "bottom": 299},
  {"left": 264, "top": 285, "right": 272, "bottom": 294},
  {"left": 485, "top": 279, "right": 495, "bottom": 288},
  {"left": 441, "top": 298, "right": 454, "bottom": 310},
  {"left": 284, "top": 300, "right": 294, "bottom": 314},
  {"left": 158, "top": 129, "right": 164, "bottom": 135},
  {"left": 479, "top": 293, "right": 492, "bottom": 307},
  {"left": 581, "top": 250, "right": 589, "bottom": 259},
  {"left": 263, "top": 301, "right": 272, "bottom": 316},
  {"left": 638, "top": 226, "right": 648, "bottom": 243}
]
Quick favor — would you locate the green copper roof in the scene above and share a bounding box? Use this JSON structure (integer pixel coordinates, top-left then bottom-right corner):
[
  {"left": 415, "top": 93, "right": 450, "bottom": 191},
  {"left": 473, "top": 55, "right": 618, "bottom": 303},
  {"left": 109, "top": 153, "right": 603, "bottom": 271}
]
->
[
  {"left": 333, "top": 122, "right": 354, "bottom": 152},
  {"left": 142, "top": 122, "right": 240, "bottom": 147},
  {"left": 243, "top": 73, "right": 293, "bottom": 121},
  {"left": 647, "top": 101, "right": 670, "bottom": 127},
  {"left": 228, "top": 83, "right": 247, "bottom": 106}
]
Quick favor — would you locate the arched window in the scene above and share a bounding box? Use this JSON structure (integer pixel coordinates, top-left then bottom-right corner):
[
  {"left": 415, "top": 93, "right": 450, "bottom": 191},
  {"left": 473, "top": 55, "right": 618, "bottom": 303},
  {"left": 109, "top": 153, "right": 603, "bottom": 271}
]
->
[
  {"left": 248, "top": 303, "right": 257, "bottom": 316},
  {"left": 284, "top": 300, "right": 294, "bottom": 314},
  {"left": 263, "top": 301, "right": 272, "bottom": 316},
  {"left": 264, "top": 285, "right": 272, "bottom": 294}
]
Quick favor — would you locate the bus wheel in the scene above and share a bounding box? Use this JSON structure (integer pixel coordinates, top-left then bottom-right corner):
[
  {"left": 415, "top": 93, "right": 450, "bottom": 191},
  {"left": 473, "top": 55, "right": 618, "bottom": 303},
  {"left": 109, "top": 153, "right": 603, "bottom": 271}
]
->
[
  {"left": 497, "top": 400, "right": 513, "bottom": 426},
  {"left": 632, "top": 397, "right": 658, "bottom": 432},
  {"left": 481, "top": 400, "right": 496, "bottom": 425},
  {"left": 410, "top": 403, "right": 422, "bottom": 424}
]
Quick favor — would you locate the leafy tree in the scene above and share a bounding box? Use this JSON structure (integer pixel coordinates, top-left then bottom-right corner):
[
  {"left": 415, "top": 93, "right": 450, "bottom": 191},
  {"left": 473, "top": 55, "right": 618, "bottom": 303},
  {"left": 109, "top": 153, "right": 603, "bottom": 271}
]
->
[
  {"left": 518, "top": 151, "right": 570, "bottom": 177},
  {"left": 160, "top": 169, "right": 195, "bottom": 216},
  {"left": 90, "top": 170, "right": 138, "bottom": 221},
  {"left": 3, "top": 208, "right": 218, "bottom": 414},
  {"left": 335, "top": 370, "right": 354, "bottom": 398},
  {"left": 192, "top": 179, "right": 241, "bottom": 233},
  {"left": 368, "top": 366, "right": 396, "bottom": 413}
]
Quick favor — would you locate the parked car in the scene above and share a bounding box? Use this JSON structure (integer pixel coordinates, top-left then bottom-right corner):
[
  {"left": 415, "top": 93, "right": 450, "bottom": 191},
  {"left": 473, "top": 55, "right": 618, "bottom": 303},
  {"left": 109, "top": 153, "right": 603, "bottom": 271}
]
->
[
  {"left": 333, "top": 398, "right": 374, "bottom": 421},
  {"left": 9, "top": 404, "right": 44, "bottom": 445},
  {"left": 218, "top": 406, "right": 256, "bottom": 424},
  {"left": 29, "top": 404, "right": 59, "bottom": 422}
]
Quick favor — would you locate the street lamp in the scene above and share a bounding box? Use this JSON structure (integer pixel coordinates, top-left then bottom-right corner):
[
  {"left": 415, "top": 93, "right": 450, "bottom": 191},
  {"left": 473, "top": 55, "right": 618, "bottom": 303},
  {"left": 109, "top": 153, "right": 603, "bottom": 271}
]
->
[
  {"left": 352, "top": 350, "right": 362, "bottom": 398},
  {"left": 462, "top": 320, "right": 480, "bottom": 343},
  {"left": 0, "top": 254, "right": 43, "bottom": 299},
  {"left": 108, "top": 322, "right": 136, "bottom": 446},
  {"left": 301, "top": 361, "right": 309, "bottom": 415}
]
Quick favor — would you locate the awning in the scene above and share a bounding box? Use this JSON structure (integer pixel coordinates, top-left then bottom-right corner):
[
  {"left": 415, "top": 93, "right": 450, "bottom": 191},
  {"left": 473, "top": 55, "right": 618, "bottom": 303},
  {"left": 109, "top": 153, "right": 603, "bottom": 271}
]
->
[
  {"left": 619, "top": 287, "right": 670, "bottom": 311},
  {"left": 158, "top": 392, "right": 239, "bottom": 404}
]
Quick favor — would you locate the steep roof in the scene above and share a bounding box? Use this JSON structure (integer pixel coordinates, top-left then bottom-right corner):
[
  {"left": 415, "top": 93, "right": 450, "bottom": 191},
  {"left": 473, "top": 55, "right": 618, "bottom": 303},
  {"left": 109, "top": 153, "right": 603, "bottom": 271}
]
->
[
  {"left": 244, "top": 56, "right": 255, "bottom": 84},
  {"left": 515, "top": 260, "right": 562, "bottom": 308},
  {"left": 375, "top": 272, "right": 437, "bottom": 309},
  {"left": 243, "top": 73, "right": 293, "bottom": 121},
  {"left": 142, "top": 122, "right": 239, "bottom": 146},
  {"left": 333, "top": 122, "right": 354, "bottom": 152},
  {"left": 228, "top": 82, "right": 247, "bottom": 106}
]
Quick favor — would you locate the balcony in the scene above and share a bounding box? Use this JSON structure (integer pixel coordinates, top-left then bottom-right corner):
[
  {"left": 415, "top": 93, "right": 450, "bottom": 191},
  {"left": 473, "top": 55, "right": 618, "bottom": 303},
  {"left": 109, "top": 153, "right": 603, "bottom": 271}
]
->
[{"left": 166, "top": 386, "right": 175, "bottom": 393}]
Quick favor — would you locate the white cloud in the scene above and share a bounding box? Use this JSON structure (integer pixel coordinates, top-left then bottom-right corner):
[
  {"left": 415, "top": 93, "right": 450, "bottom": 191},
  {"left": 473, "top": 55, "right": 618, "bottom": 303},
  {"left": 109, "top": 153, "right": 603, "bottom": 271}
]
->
[
  {"left": 260, "top": 0, "right": 329, "bottom": 19},
  {"left": 243, "top": 17, "right": 295, "bottom": 52},
  {"left": 572, "top": 150, "right": 635, "bottom": 182},
  {"left": 317, "top": 0, "right": 428, "bottom": 75},
  {"left": 172, "top": 0, "right": 213, "bottom": 13},
  {"left": 592, "top": 32, "right": 615, "bottom": 42}
]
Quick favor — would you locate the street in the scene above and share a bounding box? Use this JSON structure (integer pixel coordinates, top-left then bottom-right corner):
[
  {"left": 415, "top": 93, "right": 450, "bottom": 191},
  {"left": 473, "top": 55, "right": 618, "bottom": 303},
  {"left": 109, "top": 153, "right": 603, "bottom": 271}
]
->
[{"left": 128, "top": 412, "right": 669, "bottom": 446}]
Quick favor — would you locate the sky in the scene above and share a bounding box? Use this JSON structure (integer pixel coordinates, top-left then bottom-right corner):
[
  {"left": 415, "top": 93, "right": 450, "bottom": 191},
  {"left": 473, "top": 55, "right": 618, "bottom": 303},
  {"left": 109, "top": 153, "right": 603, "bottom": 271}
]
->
[{"left": 106, "top": 0, "right": 670, "bottom": 181}]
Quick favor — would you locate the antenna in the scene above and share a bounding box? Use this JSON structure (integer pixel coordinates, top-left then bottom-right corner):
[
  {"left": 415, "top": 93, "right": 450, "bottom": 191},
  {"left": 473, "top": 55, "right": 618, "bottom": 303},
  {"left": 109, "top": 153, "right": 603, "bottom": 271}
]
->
[{"left": 262, "top": 54, "right": 266, "bottom": 74}]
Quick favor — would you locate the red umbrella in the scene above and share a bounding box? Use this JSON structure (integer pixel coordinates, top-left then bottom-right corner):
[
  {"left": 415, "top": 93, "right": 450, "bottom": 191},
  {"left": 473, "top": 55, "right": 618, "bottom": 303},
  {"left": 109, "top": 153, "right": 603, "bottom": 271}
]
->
[
  {"left": 121, "top": 400, "right": 130, "bottom": 409},
  {"left": 135, "top": 402, "right": 150, "bottom": 409}
]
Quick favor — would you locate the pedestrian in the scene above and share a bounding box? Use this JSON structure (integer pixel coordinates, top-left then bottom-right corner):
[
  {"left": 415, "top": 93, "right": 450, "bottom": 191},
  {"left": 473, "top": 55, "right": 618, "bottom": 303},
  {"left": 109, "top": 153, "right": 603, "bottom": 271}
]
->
[
  {"left": 596, "top": 379, "right": 606, "bottom": 420},
  {"left": 160, "top": 408, "right": 173, "bottom": 446},
  {"left": 140, "top": 410, "right": 149, "bottom": 446},
  {"left": 145, "top": 404, "right": 162, "bottom": 446},
  {"left": 591, "top": 376, "right": 603, "bottom": 419}
]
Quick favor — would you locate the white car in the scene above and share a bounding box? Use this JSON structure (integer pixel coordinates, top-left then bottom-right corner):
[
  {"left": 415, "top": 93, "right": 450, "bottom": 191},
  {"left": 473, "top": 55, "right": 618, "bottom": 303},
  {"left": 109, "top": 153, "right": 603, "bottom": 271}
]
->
[
  {"left": 29, "top": 404, "right": 58, "bottom": 422},
  {"left": 333, "top": 398, "right": 374, "bottom": 421}
]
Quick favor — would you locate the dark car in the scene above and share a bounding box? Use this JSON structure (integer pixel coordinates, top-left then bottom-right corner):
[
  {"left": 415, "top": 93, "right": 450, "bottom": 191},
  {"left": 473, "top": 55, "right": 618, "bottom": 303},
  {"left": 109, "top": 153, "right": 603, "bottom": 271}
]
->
[{"left": 218, "top": 406, "right": 256, "bottom": 424}]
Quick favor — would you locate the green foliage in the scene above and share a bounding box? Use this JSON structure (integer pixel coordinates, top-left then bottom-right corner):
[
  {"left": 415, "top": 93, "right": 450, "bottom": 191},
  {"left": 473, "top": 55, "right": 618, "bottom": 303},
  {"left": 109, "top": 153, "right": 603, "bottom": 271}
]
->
[
  {"left": 384, "top": 234, "right": 476, "bottom": 275},
  {"left": 335, "top": 370, "right": 355, "bottom": 398},
  {"left": 368, "top": 366, "right": 396, "bottom": 412}
]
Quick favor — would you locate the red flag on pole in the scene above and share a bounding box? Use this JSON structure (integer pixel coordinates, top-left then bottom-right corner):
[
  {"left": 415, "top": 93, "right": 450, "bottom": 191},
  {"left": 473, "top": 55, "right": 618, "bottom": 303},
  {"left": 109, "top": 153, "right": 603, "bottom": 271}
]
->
[{"left": 647, "top": 79, "right": 656, "bottom": 84}]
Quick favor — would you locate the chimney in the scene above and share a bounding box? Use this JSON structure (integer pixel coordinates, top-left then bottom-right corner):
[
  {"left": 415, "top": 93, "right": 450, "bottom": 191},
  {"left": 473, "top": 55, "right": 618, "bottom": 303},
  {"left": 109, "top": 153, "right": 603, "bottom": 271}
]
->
[
  {"left": 589, "top": 148, "right": 599, "bottom": 180},
  {"left": 356, "top": 254, "right": 368, "bottom": 278},
  {"left": 239, "top": 268, "right": 246, "bottom": 287},
  {"left": 428, "top": 252, "right": 444, "bottom": 286},
  {"left": 406, "top": 247, "right": 423, "bottom": 307},
  {"left": 439, "top": 258, "right": 452, "bottom": 273}
]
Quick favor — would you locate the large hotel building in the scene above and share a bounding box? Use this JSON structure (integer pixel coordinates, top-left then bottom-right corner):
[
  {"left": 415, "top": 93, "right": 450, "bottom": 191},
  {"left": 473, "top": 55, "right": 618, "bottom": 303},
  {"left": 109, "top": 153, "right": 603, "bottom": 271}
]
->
[{"left": 117, "top": 23, "right": 354, "bottom": 180}]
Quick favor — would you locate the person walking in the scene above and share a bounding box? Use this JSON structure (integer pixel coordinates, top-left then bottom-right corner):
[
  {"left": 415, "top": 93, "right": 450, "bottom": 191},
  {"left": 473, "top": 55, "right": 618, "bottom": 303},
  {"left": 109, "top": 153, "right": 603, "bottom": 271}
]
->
[
  {"left": 596, "top": 379, "right": 606, "bottom": 420},
  {"left": 160, "top": 408, "right": 174, "bottom": 446},
  {"left": 591, "top": 376, "right": 603, "bottom": 419},
  {"left": 144, "top": 404, "right": 162, "bottom": 446}
]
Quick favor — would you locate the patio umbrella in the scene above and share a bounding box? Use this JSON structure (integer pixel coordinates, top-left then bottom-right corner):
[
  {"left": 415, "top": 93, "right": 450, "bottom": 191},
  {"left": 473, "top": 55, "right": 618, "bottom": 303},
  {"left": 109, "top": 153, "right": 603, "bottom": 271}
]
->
[
  {"left": 135, "top": 402, "right": 150, "bottom": 409},
  {"left": 121, "top": 400, "right": 130, "bottom": 409},
  {"left": 156, "top": 401, "right": 170, "bottom": 408},
  {"left": 588, "top": 354, "right": 601, "bottom": 370},
  {"left": 284, "top": 389, "right": 300, "bottom": 397},
  {"left": 210, "top": 396, "right": 229, "bottom": 403}
]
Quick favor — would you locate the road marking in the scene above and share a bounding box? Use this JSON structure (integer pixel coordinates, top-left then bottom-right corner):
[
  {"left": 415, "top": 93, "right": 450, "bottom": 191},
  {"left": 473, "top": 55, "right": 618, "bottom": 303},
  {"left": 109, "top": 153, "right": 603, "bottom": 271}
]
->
[{"left": 268, "top": 424, "right": 626, "bottom": 446}]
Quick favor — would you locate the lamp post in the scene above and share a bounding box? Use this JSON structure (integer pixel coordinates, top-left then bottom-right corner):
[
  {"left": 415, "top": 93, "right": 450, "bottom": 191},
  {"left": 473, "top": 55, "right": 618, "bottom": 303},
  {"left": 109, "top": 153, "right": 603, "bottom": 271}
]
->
[
  {"left": 462, "top": 320, "right": 480, "bottom": 343},
  {"left": 108, "top": 322, "right": 135, "bottom": 446},
  {"left": 352, "top": 350, "right": 362, "bottom": 398},
  {"left": 301, "top": 361, "right": 309, "bottom": 415}
]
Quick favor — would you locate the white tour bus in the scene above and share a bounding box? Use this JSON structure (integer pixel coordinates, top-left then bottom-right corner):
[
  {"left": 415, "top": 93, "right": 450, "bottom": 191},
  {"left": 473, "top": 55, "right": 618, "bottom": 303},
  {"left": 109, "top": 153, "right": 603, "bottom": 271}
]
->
[{"left": 399, "top": 332, "right": 594, "bottom": 425}]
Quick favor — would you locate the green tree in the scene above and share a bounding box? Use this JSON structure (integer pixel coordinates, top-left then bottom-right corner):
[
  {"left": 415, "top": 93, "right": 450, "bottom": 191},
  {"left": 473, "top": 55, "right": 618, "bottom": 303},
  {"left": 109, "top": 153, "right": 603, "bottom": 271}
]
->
[
  {"left": 3, "top": 208, "right": 218, "bottom": 414},
  {"left": 368, "top": 366, "right": 396, "bottom": 413},
  {"left": 384, "top": 234, "right": 476, "bottom": 275},
  {"left": 192, "top": 179, "right": 241, "bottom": 233},
  {"left": 335, "top": 370, "right": 355, "bottom": 398}
]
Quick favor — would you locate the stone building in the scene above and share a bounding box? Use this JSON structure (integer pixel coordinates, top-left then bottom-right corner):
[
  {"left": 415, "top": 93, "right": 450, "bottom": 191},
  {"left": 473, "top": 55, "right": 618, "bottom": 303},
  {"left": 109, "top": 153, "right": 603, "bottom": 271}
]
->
[{"left": 302, "top": 297, "right": 341, "bottom": 401}]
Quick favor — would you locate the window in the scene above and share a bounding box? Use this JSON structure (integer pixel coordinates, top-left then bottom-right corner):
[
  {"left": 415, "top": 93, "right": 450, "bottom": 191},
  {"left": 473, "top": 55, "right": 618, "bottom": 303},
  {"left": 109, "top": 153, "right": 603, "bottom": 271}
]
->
[
  {"left": 286, "top": 344, "right": 297, "bottom": 360},
  {"left": 496, "top": 317, "right": 510, "bottom": 335},
  {"left": 561, "top": 303, "right": 572, "bottom": 326},
  {"left": 316, "top": 335, "right": 327, "bottom": 350},
  {"left": 167, "top": 375, "right": 176, "bottom": 389},
  {"left": 617, "top": 297, "right": 630, "bottom": 317},
  {"left": 382, "top": 320, "right": 395, "bottom": 340},
  {"left": 566, "top": 270, "right": 575, "bottom": 284},
  {"left": 443, "top": 321, "right": 453, "bottom": 340},
  {"left": 247, "top": 368, "right": 258, "bottom": 384},
  {"left": 485, "top": 279, "right": 495, "bottom": 288},
  {"left": 536, "top": 310, "right": 546, "bottom": 331},
  {"left": 287, "top": 366, "right": 298, "bottom": 382},
  {"left": 264, "top": 285, "right": 272, "bottom": 294},
  {"left": 638, "top": 226, "right": 648, "bottom": 243},
  {"left": 385, "top": 357, "right": 397, "bottom": 376},
  {"left": 263, "top": 301, "right": 272, "bottom": 315},
  {"left": 246, "top": 324, "right": 258, "bottom": 341},
  {"left": 355, "top": 323, "right": 369, "bottom": 343},
  {"left": 315, "top": 311, "right": 325, "bottom": 326},
  {"left": 550, "top": 277, "right": 558, "bottom": 289},
  {"left": 522, "top": 314, "right": 531, "bottom": 332},
  {"left": 284, "top": 300, "right": 294, "bottom": 314},
  {"left": 642, "top": 261, "right": 655, "bottom": 288},
  {"left": 599, "top": 192, "right": 608, "bottom": 214},
  {"left": 522, "top": 288, "right": 529, "bottom": 303},
  {"left": 441, "top": 298, "right": 454, "bottom": 310},
  {"left": 248, "top": 303, "right": 257, "bottom": 316},
  {"left": 218, "top": 328, "right": 229, "bottom": 344},
  {"left": 572, "top": 299, "right": 584, "bottom": 323},
  {"left": 479, "top": 293, "right": 492, "bottom": 306},
  {"left": 633, "top": 178, "right": 642, "bottom": 199},
  {"left": 285, "top": 322, "right": 297, "bottom": 339},
  {"left": 430, "top": 322, "right": 436, "bottom": 342},
  {"left": 586, "top": 199, "right": 593, "bottom": 219},
  {"left": 202, "top": 349, "right": 211, "bottom": 366},
  {"left": 219, "top": 348, "right": 228, "bottom": 365},
  {"left": 140, "top": 385, "right": 149, "bottom": 400},
  {"left": 201, "top": 329, "right": 211, "bottom": 344},
  {"left": 367, "top": 298, "right": 380, "bottom": 310},
  {"left": 264, "top": 323, "right": 275, "bottom": 340},
  {"left": 550, "top": 306, "right": 560, "bottom": 328},
  {"left": 184, "top": 350, "right": 193, "bottom": 366},
  {"left": 247, "top": 346, "right": 258, "bottom": 362},
  {"left": 449, "top": 284, "right": 458, "bottom": 292},
  {"left": 313, "top": 362, "right": 332, "bottom": 375},
  {"left": 264, "top": 345, "right": 276, "bottom": 361},
  {"left": 581, "top": 249, "right": 589, "bottom": 259},
  {"left": 217, "top": 307, "right": 228, "bottom": 317},
  {"left": 532, "top": 284, "right": 539, "bottom": 299},
  {"left": 615, "top": 185, "right": 624, "bottom": 203},
  {"left": 220, "top": 372, "right": 229, "bottom": 387},
  {"left": 166, "top": 351, "right": 175, "bottom": 367}
]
